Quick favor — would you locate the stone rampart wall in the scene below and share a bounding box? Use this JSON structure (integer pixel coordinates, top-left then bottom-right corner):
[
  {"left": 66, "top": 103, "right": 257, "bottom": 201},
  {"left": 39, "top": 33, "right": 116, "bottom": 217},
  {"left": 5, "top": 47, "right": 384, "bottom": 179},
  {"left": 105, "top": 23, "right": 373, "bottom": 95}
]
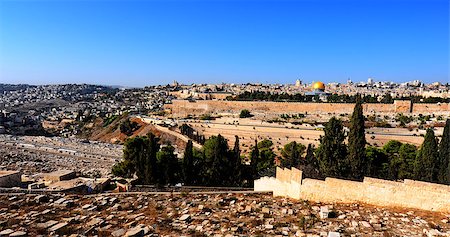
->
[
  {"left": 254, "top": 168, "right": 450, "bottom": 213},
  {"left": 165, "top": 100, "right": 449, "bottom": 117}
]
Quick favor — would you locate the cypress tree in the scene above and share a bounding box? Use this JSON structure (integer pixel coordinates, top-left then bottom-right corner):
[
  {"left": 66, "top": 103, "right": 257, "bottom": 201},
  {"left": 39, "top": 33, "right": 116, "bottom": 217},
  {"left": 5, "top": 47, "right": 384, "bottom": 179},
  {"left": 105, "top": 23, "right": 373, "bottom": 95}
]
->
[
  {"left": 250, "top": 139, "right": 259, "bottom": 179},
  {"left": 135, "top": 135, "right": 157, "bottom": 184},
  {"left": 182, "top": 140, "right": 194, "bottom": 185},
  {"left": 414, "top": 128, "right": 439, "bottom": 182},
  {"left": 305, "top": 144, "right": 315, "bottom": 165},
  {"left": 347, "top": 94, "right": 366, "bottom": 180},
  {"left": 304, "top": 144, "right": 320, "bottom": 179},
  {"left": 147, "top": 133, "right": 159, "bottom": 184},
  {"left": 316, "top": 117, "right": 348, "bottom": 178},
  {"left": 437, "top": 119, "right": 450, "bottom": 184},
  {"left": 232, "top": 135, "right": 242, "bottom": 185},
  {"left": 119, "top": 137, "right": 141, "bottom": 178},
  {"left": 157, "top": 144, "right": 178, "bottom": 185}
]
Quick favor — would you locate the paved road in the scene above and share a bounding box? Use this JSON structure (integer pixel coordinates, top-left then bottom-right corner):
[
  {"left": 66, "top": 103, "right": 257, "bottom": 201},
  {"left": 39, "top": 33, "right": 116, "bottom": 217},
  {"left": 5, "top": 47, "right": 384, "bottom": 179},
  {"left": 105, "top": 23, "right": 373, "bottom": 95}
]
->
[{"left": 137, "top": 117, "right": 203, "bottom": 149}]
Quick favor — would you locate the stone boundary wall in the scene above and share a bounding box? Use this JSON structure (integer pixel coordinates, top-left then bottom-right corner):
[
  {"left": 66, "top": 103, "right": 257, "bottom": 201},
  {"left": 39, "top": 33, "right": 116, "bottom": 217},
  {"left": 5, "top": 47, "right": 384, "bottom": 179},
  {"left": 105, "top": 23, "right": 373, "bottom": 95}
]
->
[
  {"left": 165, "top": 100, "right": 449, "bottom": 117},
  {"left": 254, "top": 167, "right": 450, "bottom": 213}
]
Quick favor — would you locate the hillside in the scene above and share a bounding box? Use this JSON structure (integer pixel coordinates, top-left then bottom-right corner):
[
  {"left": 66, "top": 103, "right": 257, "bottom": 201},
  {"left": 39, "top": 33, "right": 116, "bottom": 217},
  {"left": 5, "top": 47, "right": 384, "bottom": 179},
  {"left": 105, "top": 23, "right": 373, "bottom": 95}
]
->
[{"left": 81, "top": 115, "right": 191, "bottom": 151}]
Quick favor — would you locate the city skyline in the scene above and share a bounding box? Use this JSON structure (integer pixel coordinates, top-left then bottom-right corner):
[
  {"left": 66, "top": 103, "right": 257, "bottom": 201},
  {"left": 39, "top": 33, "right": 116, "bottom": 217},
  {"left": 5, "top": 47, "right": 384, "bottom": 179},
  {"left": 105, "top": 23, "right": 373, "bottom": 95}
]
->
[{"left": 0, "top": 0, "right": 448, "bottom": 87}]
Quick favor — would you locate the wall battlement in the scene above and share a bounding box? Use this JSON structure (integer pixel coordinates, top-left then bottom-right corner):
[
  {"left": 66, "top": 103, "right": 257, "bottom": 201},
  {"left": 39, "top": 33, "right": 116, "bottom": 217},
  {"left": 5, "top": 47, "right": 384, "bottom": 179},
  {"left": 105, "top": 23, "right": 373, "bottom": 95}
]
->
[{"left": 254, "top": 167, "right": 450, "bottom": 213}]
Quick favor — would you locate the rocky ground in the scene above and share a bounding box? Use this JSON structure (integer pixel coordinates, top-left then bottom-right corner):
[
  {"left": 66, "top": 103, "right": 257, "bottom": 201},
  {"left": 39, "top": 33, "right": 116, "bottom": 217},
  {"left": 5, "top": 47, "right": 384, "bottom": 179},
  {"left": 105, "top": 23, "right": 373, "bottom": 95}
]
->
[
  {"left": 0, "top": 135, "right": 121, "bottom": 177},
  {"left": 0, "top": 193, "right": 449, "bottom": 236}
]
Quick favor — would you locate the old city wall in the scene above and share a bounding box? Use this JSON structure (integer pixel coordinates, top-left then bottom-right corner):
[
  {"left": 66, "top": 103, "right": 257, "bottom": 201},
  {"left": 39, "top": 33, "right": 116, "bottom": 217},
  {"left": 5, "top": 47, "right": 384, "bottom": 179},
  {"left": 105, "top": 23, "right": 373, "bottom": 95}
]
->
[
  {"left": 254, "top": 168, "right": 450, "bottom": 213},
  {"left": 412, "top": 103, "right": 450, "bottom": 114},
  {"left": 165, "top": 100, "right": 449, "bottom": 117}
]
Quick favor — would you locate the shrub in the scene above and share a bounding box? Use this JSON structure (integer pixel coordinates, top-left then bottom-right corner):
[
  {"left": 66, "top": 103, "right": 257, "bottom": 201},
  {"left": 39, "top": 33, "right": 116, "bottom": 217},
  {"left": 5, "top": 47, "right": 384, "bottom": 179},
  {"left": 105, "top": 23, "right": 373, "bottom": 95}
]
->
[{"left": 239, "top": 109, "right": 253, "bottom": 118}]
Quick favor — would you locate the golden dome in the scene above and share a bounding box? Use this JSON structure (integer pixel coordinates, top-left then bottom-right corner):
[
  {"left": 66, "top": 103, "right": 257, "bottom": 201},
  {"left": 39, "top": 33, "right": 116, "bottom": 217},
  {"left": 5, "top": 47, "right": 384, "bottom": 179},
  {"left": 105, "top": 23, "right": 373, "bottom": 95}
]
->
[{"left": 312, "top": 81, "right": 325, "bottom": 91}]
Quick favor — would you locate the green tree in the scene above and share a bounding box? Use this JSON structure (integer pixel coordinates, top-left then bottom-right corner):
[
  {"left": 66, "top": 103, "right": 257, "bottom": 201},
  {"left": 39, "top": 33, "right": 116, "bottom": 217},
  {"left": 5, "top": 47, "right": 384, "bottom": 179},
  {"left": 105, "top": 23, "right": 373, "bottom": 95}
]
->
[
  {"left": 192, "top": 148, "right": 205, "bottom": 185},
  {"left": 365, "top": 146, "right": 389, "bottom": 179},
  {"left": 316, "top": 117, "right": 348, "bottom": 178},
  {"left": 157, "top": 144, "right": 179, "bottom": 185},
  {"left": 437, "top": 119, "right": 450, "bottom": 184},
  {"left": 182, "top": 140, "right": 195, "bottom": 185},
  {"left": 381, "top": 93, "right": 393, "bottom": 104},
  {"left": 203, "top": 134, "right": 232, "bottom": 186},
  {"left": 302, "top": 144, "right": 321, "bottom": 179},
  {"left": 111, "top": 160, "right": 132, "bottom": 178},
  {"left": 112, "top": 133, "right": 160, "bottom": 184},
  {"left": 414, "top": 128, "right": 439, "bottom": 182},
  {"left": 280, "top": 141, "right": 306, "bottom": 169},
  {"left": 383, "top": 140, "right": 403, "bottom": 180},
  {"left": 232, "top": 135, "right": 243, "bottom": 186},
  {"left": 347, "top": 95, "right": 366, "bottom": 180},
  {"left": 144, "top": 133, "right": 160, "bottom": 184},
  {"left": 397, "top": 143, "right": 417, "bottom": 179},
  {"left": 250, "top": 139, "right": 259, "bottom": 179},
  {"left": 383, "top": 140, "right": 403, "bottom": 155},
  {"left": 239, "top": 109, "right": 253, "bottom": 118},
  {"left": 256, "top": 139, "right": 276, "bottom": 175},
  {"left": 119, "top": 137, "right": 142, "bottom": 178}
]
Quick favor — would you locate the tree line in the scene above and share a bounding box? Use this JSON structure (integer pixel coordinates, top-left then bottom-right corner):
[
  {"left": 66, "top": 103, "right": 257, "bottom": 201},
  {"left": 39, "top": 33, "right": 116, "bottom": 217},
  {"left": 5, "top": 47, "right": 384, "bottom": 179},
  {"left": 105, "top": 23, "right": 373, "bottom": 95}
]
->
[
  {"left": 112, "top": 133, "right": 253, "bottom": 186},
  {"left": 179, "top": 124, "right": 206, "bottom": 145},
  {"left": 296, "top": 96, "right": 450, "bottom": 184},
  {"left": 226, "top": 91, "right": 449, "bottom": 104},
  {"left": 112, "top": 95, "right": 450, "bottom": 186}
]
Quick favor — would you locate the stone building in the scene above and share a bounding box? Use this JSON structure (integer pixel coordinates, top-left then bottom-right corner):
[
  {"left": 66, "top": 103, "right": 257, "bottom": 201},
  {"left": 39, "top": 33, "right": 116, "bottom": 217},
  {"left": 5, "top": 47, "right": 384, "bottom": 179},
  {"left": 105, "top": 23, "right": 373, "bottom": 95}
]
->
[{"left": 0, "top": 170, "right": 22, "bottom": 188}]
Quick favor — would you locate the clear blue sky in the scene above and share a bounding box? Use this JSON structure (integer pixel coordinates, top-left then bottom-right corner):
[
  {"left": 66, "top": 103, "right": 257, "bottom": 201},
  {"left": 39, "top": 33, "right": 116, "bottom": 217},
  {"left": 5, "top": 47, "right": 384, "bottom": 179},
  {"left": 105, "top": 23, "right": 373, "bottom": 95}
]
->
[{"left": 0, "top": 0, "right": 448, "bottom": 87}]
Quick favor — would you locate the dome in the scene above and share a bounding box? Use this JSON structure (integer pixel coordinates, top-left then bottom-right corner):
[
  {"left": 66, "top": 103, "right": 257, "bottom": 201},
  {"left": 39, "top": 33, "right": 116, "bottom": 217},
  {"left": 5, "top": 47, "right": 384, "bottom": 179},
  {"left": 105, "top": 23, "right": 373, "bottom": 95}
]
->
[{"left": 312, "top": 81, "right": 325, "bottom": 91}]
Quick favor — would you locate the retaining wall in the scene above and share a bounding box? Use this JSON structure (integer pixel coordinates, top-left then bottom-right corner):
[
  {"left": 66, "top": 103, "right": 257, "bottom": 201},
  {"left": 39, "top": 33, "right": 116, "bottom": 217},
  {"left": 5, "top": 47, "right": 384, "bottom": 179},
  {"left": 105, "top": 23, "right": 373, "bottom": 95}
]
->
[{"left": 254, "top": 167, "right": 450, "bottom": 213}]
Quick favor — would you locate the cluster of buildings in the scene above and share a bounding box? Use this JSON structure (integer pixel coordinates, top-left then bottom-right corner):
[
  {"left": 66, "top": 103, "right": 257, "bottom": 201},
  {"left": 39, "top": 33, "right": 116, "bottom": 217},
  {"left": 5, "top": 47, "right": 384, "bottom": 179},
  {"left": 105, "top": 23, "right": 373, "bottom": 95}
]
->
[
  {"left": 0, "top": 80, "right": 447, "bottom": 137},
  {"left": 170, "top": 79, "right": 449, "bottom": 101}
]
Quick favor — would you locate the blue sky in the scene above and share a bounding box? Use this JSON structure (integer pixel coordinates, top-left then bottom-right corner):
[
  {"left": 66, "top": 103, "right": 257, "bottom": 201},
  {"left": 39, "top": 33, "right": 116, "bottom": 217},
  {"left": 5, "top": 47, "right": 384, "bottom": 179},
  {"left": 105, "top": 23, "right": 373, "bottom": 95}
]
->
[{"left": 0, "top": 0, "right": 448, "bottom": 87}]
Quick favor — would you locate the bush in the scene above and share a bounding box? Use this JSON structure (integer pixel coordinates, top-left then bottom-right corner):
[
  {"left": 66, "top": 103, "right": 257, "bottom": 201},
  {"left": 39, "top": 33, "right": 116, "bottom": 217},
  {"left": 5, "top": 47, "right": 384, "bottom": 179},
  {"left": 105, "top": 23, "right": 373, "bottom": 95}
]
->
[
  {"left": 239, "top": 109, "right": 253, "bottom": 118},
  {"left": 103, "top": 115, "right": 119, "bottom": 127},
  {"left": 200, "top": 114, "right": 213, "bottom": 120},
  {"left": 112, "top": 162, "right": 129, "bottom": 178},
  {"left": 119, "top": 119, "right": 140, "bottom": 136}
]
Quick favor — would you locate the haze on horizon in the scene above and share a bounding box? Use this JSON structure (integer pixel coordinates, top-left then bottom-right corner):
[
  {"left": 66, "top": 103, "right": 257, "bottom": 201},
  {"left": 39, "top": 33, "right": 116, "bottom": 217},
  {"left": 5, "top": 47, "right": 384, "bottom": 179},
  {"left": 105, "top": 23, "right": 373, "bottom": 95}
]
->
[{"left": 0, "top": 0, "right": 448, "bottom": 87}]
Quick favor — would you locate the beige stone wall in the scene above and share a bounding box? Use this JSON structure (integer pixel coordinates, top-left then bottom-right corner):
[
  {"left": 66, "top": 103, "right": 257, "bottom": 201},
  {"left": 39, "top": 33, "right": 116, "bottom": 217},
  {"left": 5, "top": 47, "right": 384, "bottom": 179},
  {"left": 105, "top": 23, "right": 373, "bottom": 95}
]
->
[
  {"left": 165, "top": 100, "right": 449, "bottom": 117},
  {"left": 412, "top": 103, "right": 450, "bottom": 114},
  {"left": 254, "top": 168, "right": 450, "bottom": 213},
  {"left": 394, "top": 100, "right": 412, "bottom": 113}
]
